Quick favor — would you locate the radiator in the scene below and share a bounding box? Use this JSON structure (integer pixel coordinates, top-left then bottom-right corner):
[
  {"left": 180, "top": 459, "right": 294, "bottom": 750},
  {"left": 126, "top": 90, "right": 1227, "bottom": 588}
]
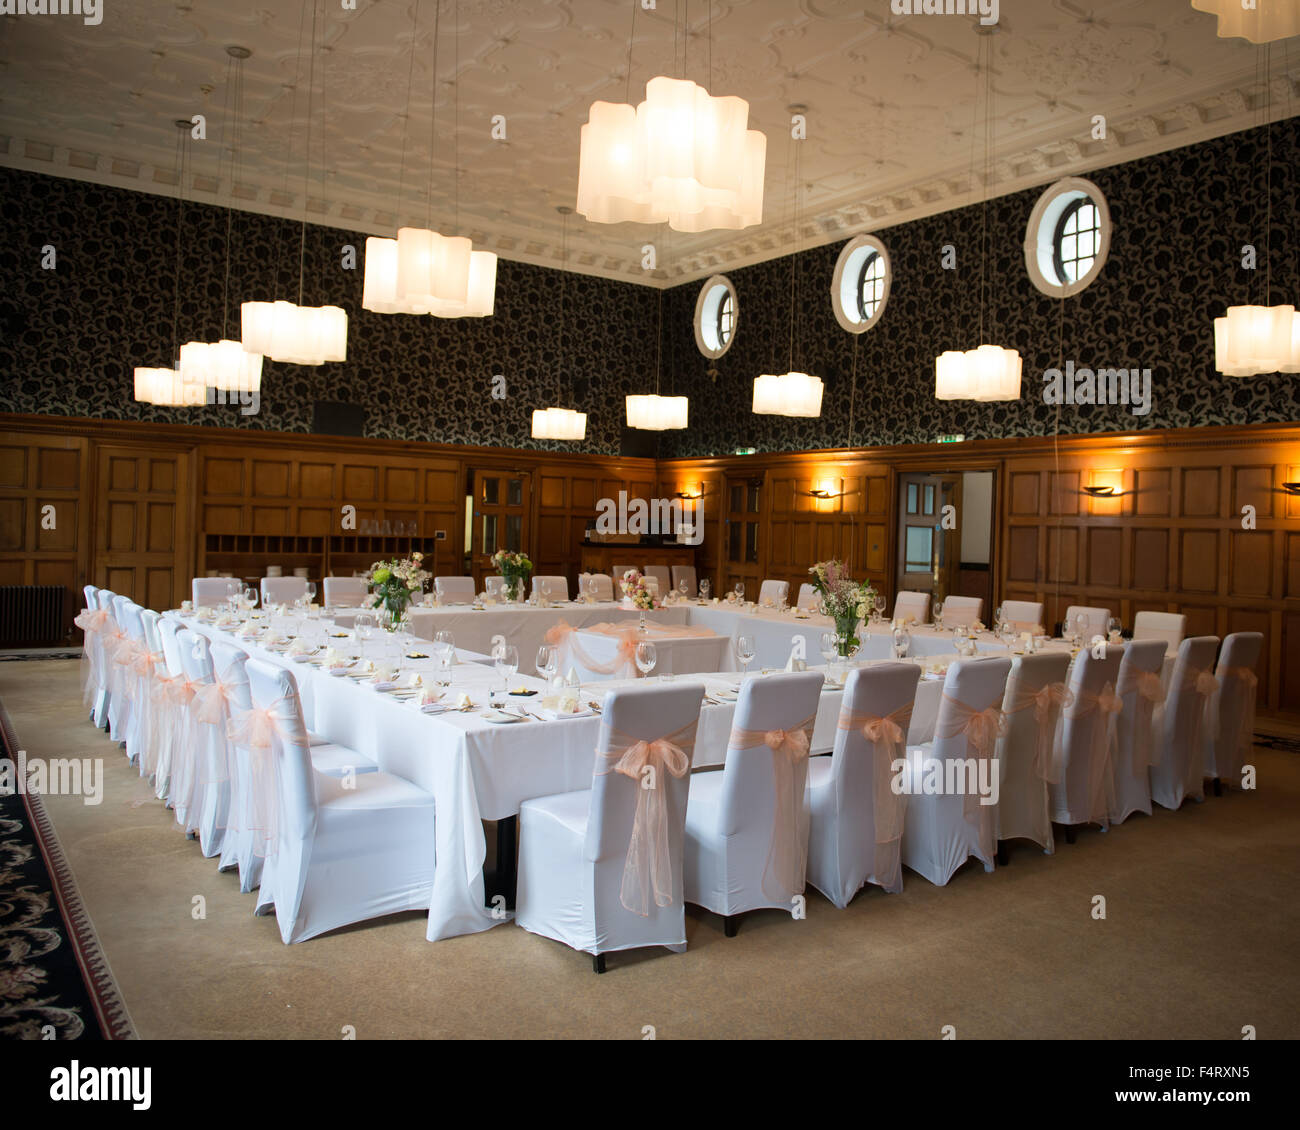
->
[{"left": 0, "top": 585, "right": 67, "bottom": 647}]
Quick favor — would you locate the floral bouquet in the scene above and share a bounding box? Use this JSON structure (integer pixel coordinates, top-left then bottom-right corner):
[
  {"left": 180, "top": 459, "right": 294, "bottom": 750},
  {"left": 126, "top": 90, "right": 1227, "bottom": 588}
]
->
[
  {"left": 620, "top": 569, "right": 657, "bottom": 611},
  {"left": 809, "top": 559, "right": 876, "bottom": 657},
  {"left": 491, "top": 549, "right": 533, "bottom": 602},
  {"left": 366, "top": 553, "right": 430, "bottom": 625}
]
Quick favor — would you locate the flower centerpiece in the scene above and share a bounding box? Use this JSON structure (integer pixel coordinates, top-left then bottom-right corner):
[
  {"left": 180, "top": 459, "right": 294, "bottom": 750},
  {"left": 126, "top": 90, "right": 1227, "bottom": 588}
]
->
[
  {"left": 620, "top": 570, "right": 657, "bottom": 610},
  {"left": 809, "top": 559, "right": 876, "bottom": 658},
  {"left": 366, "top": 553, "right": 430, "bottom": 626},
  {"left": 491, "top": 549, "right": 533, "bottom": 602}
]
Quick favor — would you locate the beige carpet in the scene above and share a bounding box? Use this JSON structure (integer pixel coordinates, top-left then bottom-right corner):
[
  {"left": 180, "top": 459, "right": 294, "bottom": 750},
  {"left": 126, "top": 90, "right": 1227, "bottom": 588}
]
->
[{"left": 6, "top": 658, "right": 1298, "bottom": 1040}]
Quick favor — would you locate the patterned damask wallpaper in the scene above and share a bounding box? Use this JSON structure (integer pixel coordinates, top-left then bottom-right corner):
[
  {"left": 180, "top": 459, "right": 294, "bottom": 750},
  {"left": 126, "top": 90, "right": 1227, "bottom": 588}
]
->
[
  {"left": 2, "top": 116, "right": 1297, "bottom": 458},
  {"left": 658, "top": 116, "right": 1300, "bottom": 457}
]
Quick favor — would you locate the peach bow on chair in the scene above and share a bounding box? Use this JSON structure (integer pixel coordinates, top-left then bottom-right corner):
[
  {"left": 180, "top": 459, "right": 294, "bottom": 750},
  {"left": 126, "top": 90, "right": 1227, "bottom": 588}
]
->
[
  {"left": 935, "top": 693, "right": 1007, "bottom": 851},
  {"left": 1219, "top": 665, "right": 1258, "bottom": 775},
  {"left": 1117, "top": 668, "right": 1165, "bottom": 773},
  {"left": 74, "top": 608, "right": 112, "bottom": 706},
  {"left": 837, "top": 702, "right": 914, "bottom": 844},
  {"left": 1004, "top": 681, "right": 1073, "bottom": 783},
  {"left": 731, "top": 713, "right": 818, "bottom": 900},
  {"left": 595, "top": 720, "right": 697, "bottom": 916},
  {"left": 545, "top": 621, "right": 640, "bottom": 677},
  {"left": 226, "top": 701, "right": 292, "bottom": 859},
  {"left": 1065, "top": 682, "right": 1123, "bottom": 824}
]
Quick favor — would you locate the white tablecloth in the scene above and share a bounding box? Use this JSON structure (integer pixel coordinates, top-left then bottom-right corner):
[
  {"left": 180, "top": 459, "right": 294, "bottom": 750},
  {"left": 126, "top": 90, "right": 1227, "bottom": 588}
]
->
[{"left": 562, "top": 622, "right": 730, "bottom": 680}]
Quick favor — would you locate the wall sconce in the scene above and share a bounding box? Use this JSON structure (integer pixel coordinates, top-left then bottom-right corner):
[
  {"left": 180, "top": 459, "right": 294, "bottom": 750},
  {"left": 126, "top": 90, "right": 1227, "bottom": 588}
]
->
[
  {"left": 1081, "top": 485, "right": 1116, "bottom": 498},
  {"left": 675, "top": 485, "right": 704, "bottom": 500},
  {"left": 1281, "top": 482, "right": 1300, "bottom": 496}
]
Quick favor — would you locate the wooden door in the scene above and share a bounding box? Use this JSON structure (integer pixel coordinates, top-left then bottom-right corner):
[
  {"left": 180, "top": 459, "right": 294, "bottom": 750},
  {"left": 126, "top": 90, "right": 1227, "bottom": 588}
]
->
[
  {"left": 897, "top": 473, "right": 962, "bottom": 605},
  {"left": 95, "top": 445, "right": 193, "bottom": 611},
  {"left": 722, "top": 476, "right": 764, "bottom": 598},
  {"left": 470, "top": 468, "right": 531, "bottom": 588}
]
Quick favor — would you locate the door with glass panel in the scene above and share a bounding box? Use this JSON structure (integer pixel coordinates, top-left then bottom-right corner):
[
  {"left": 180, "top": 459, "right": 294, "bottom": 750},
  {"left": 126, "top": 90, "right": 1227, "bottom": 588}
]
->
[
  {"left": 722, "top": 476, "right": 763, "bottom": 600},
  {"left": 896, "top": 473, "right": 961, "bottom": 610},
  {"left": 470, "top": 470, "right": 531, "bottom": 590}
]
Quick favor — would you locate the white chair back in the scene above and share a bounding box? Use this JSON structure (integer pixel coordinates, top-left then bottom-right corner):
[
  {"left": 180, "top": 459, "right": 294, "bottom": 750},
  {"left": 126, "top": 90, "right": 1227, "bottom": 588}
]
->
[
  {"left": 434, "top": 576, "right": 477, "bottom": 604},
  {"left": 758, "top": 579, "right": 790, "bottom": 606},
  {"left": 994, "top": 651, "right": 1071, "bottom": 851},
  {"left": 157, "top": 616, "right": 186, "bottom": 679},
  {"left": 1110, "top": 639, "right": 1168, "bottom": 822},
  {"left": 83, "top": 584, "right": 98, "bottom": 613},
  {"left": 894, "top": 591, "right": 929, "bottom": 624},
  {"left": 96, "top": 588, "right": 116, "bottom": 612},
  {"left": 1151, "top": 636, "right": 1220, "bottom": 809},
  {"left": 245, "top": 658, "right": 319, "bottom": 843},
  {"left": 796, "top": 583, "right": 819, "bottom": 611},
  {"left": 932, "top": 657, "right": 1012, "bottom": 766},
  {"left": 1211, "top": 632, "right": 1263, "bottom": 783},
  {"left": 671, "top": 565, "right": 697, "bottom": 595},
  {"left": 643, "top": 565, "right": 672, "bottom": 593},
  {"left": 193, "top": 577, "right": 235, "bottom": 608},
  {"left": 323, "top": 576, "right": 369, "bottom": 608},
  {"left": 140, "top": 608, "right": 163, "bottom": 655},
  {"left": 942, "top": 595, "right": 983, "bottom": 627},
  {"left": 261, "top": 576, "right": 309, "bottom": 607},
  {"left": 1133, "top": 611, "right": 1186, "bottom": 649},
  {"left": 579, "top": 573, "right": 614, "bottom": 601},
  {"left": 1053, "top": 643, "right": 1123, "bottom": 826},
  {"left": 1064, "top": 605, "right": 1112, "bottom": 641},
  {"left": 210, "top": 640, "right": 253, "bottom": 712},
  {"left": 1000, "top": 600, "right": 1044, "bottom": 632},
  {"left": 642, "top": 576, "right": 660, "bottom": 598},
  {"left": 531, "top": 575, "right": 569, "bottom": 601}
]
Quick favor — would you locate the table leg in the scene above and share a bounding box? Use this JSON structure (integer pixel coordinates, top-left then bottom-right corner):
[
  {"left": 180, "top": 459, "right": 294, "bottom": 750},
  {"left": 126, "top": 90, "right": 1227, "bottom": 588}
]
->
[{"left": 484, "top": 815, "right": 518, "bottom": 910}]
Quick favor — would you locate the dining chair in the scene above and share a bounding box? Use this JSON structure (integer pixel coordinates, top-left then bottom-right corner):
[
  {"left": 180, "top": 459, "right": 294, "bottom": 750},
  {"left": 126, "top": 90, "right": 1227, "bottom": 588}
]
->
[
  {"left": 1063, "top": 605, "right": 1112, "bottom": 641},
  {"left": 1133, "top": 611, "right": 1187, "bottom": 649},
  {"left": 261, "top": 576, "right": 309, "bottom": 607},
  {"left": 176, "top": 629, "right": 230, "bottom": 860},
  {"left": 1205, "top": 631, "right": 1263, "bottom": 794},
  {"left": 106, "top": 594, "right": 136, "bottom": 746},
  {"left": 893, "top": 590, "right": 929, "bottom": 624},
  {"left": 531, "top": 575, "right": 569, "bottom": 601},
  {"left": 900, "top": 656, "right": 1011, "bottom": 885},
  {"left": 796, "top": 582, "right": 819, "bottom": 611},
  {"left": 579, "top": 573, "right": 614, "bottom": 601},
  {"left": 153, "top": 615, "right": 189, "bottom": 804},
  {"left": 117, "top": 600, "right": 151, "bottom": 768},
  {"left": 671, "top": 564, "right": 697, "bottom": 595},
  {"left": 1149, "top": 636, "right": 1220, "bottom": 811},
  {"left": 244, "top": 659, "right": 436, "bottom": 944},
  {"left": 193, "top": 577, "right": 234, "bottom": 608},
  {"left": 643, "top": 565, "right": 672, "bottom": 593},
  {"left": 1000, "top": 600, "right": 1045, "bottom": 633},
  {"left": 758, "top": 579, "right": 790, "bottom": 606},
  {"left": 941, "top": 595, "right": 983, "bottom": 627},
  {"left": 322, "top": 576, "right": 369, "bottom": 608},
  {"left": 136, "top": 608, "right": 168, "bottom": 782},
  {"left": 1109, "top": 639, "right": 1167, "bottom": 825},
  {"left": 806, "top": 662, "right": 920, "bottom": 906},
  {"left": 994, "top": 650, "right": 1072, "bottom": 858},
  {"left": 434, "top": 576, "right": 477, "bottom": 604},
  {"left": 1048, "top": 642, "right": 1123, "bottom": 840},
  {"left": 516, "top": 682, "right": 706, "bottom": 973},
  {"left": 683, "top": 671, "right": 825, "bottom": 935},
  {"left": 79, "top": 584, "right": 108, "bottom": 725},
  {"left": 94, "top": 590, "right": 119, "bottom": 730}
]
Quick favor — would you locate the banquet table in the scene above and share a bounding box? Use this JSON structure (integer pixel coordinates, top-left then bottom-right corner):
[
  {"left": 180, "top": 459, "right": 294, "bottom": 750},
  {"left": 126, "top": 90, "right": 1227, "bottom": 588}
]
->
[{"left": 557, "top": 620, "right": 731, "bottom": 680}]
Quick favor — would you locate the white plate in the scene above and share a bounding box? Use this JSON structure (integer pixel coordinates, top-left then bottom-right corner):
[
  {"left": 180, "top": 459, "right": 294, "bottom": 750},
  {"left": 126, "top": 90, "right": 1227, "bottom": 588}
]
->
[{"left": 481, "top": 709, "right": 524, "bottom": 724}]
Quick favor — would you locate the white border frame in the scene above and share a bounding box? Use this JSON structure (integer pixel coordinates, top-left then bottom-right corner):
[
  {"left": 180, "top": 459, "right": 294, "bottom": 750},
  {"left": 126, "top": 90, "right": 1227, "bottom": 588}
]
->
[
  {"left": 831, "top": 234, "right": 892, "bottom": 333},
  {"left": 1024, "top": 176, "right": 1112, "bottom": 299},
  {"left": 693, "top": 274, "right": 738, "bottom": 359}
]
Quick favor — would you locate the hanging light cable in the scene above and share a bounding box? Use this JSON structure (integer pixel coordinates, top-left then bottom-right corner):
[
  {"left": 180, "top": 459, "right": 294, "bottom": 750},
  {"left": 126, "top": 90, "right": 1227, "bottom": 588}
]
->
[{"left": 532, "top": 207, "right": 588, "bottom": 440}]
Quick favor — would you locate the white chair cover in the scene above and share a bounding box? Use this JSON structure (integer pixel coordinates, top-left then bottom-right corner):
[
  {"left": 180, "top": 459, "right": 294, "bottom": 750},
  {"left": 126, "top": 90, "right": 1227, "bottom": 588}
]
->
[
  {"left": 1133, "top": 611, "right": 1187, "bottom": 649},
  {"left": 994, "top": 651, "right": 1072, "bottom": 854},
  {"left": 516, "top": 683, "right": 706, "bottom": 962},
  {"left": 193, "top": 577, "right": 235, "bottom": 608},
  {"left": 178, "top": 629, "right": 230, "bottom": 860},
  {"left": 671, "top": 565, "right": 697, "bottom": 595},
  {"left": 1064, "top": 605, "right": 1112, "bottom": 641},
  {"left": 894, "top": 591, "right": 930, "bottom": 624},
  {"left": 93, "top": 590, "right": 120, "bottom": 728},
  {"left": 1149, "top": 636, "right": 1220, "bottom": 810},
  {"left": 136, "top": 609, "right": 168, "bottom": 780},
  {"left": 117, "top": 600, "right": 152, "bottom": 768},
  {"left": 1207, "top": 632, "right": 1263, "bottom": 786},
  {"left": 243, "top": 659, "right": 436, "bottom": 944},
  {"left": 1048, "top": 643, "right": 1123, "bottom": 830},
  {"left": 531, "top": 575, "right": 569, "bottom": 601},
  {"left": 152, "top": 615, "right": 190, "bottom": 803},
  {"left": 683, "top": 671, "right": 825, "bottom": 922},
  {"left": 643, "top": 565, "right": 672, "bottom": 593},
  {"left": 208, "top": 641, "right": 263, "bottom": 889},
  {"left": 75, "top": 584, "right": 104, "bottom": 717},
  {"left": 900, "top": 656, "right": 1011, "bottom": 886},
  {"left": 806, "top": 662, "right": 921, "bottom": 906},
  {"left": 1110, "top": 639, "right": 1167, "bottom": 824},
  {"left": 261, "top": 576, "right": 309, "bottom": 607},
  {"left": 434, "top": 576, "right": 476, "bottom": 604},
  {"left": 322, "top": 576, "right": 369, "bottom": 608},
  {"left": 1000, "top": 600, "right": 1045, "bottom": 633},
  {"left": 941, "top": 595, "right": 983, "bottom": 627},
  {"left": 796, "top": 582, "right": 819, "bottom": 611},
  {"left": 103, "top": 594, "right": 138, "bottom": 745},
  {"left": 758, "top": 579, "right": 790, "bottom": 607},
  {"left": 578, "top": 573, "right": 614, "bottom": 601}
]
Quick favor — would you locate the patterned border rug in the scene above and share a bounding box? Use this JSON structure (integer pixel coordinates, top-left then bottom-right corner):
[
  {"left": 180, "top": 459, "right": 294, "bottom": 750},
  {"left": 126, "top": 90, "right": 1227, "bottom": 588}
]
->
[{"left": 0, "top": 697, "right": 135, "bottom": 1039}]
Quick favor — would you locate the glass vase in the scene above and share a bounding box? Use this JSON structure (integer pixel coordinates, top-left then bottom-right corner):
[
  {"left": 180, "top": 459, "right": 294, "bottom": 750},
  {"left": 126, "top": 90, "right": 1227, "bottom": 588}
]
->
[{"left": 834, "top": 613, "right": 861, "bottom": 658}]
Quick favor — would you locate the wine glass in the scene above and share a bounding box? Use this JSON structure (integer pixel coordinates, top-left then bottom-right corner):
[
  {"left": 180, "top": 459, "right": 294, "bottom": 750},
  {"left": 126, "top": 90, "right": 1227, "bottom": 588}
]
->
[
  {"left": 536, "top": 643, "right": 558, "bottom": 688},
  {"left": 932, "top": 598, "right": 944, "bottom": 630},
  {"left": 873, "top": 592, "right": 886, "bottom": 623},
  {"left": 306, "top": 581, "right": 317, "bottom": 604},
  {"left": 494, "top": 644, "right": 519, "bottom": 702},
  {"left": 700, "top": 579, "right": 711, "bottom": 600},
  {"left": 733, "top": 580, "right": 745, "bottom": 603},
  {"left": 892, "top": 624, "right": 911, "bottom": 660},
  {"left": 999, "top": 619, "right": 1016, "bottom": 647},
  {"left": 1107, "top": 616, "right": 1123, "bottom": 642},
  {"left": 993, "top": 604, "right": 1004, "bottom": 629},
  {"left": 634, "top": 640, "right": 657, "bottom": 679},
  {"left": 434, "top": 648, "right": 453, "bottom": 689},
  {"left": 734, "top": 633, "right": 756, "bottom": 677},
  {"left": 678, "top": 577, "right": 689, "bottom": 600}
]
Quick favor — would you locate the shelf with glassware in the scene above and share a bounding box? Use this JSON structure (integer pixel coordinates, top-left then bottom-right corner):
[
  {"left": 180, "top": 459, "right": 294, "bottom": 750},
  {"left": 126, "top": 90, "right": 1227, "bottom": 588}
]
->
[{"left": 196, "top": 533, "right": 449, "bottom": 586}]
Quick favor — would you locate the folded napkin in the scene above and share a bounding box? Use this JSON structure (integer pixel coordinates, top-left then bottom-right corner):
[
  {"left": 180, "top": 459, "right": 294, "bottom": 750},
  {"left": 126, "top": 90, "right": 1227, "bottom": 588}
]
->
[
  {"left": 324, "top": 647, "right": 350, "bottom": 669},
  {"left": 287, "top": 638, "right": 310, "bottom": 656},
  {"left": 420, "top": 687, "right": 444, "bottom": 707}
]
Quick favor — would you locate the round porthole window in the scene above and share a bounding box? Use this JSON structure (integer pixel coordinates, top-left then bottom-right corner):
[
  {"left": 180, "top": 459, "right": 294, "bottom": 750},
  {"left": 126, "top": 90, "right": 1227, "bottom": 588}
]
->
[
  {"left": 1024, "top": 177, "right": 1111, "bottom": 298},
  {"left": 831, "top": 234, "right": 891, "bottom": 333},
  {"left": 694, "top": 274, "right": 738, "bottom": 359}
]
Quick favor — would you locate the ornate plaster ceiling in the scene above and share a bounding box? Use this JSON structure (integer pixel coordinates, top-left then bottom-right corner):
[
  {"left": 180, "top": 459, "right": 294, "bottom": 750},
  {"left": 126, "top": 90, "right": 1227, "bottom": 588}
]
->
[{"left": 0, "top": 0, "right": 1295, "bottom": 286}]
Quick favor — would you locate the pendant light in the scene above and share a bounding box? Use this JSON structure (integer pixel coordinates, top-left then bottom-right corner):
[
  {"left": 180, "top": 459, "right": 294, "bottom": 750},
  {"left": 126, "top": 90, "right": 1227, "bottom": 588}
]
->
[
  {"left": 626, "top": 268, "right": 688, "bottom": 431},
  {"left": 362, "top": 0, "right": 497, "bottom": 317},
  {"left": 933, "top": 26, "right": 1021, "bottom": 402},
  {"left": 531, "top": 207, "right": 588, "bottom": 441},
  {"left": 134, "top": 120, "right": 205, "bottom": 406},
  {"left": 577, "top": 0, "right": 765, "bottom": 233},
  {"left": 241, "top": 0, "right": 347, "bottom": 363},
  {"left": 179, "top": 46, "right": 264, "bottom": 394},
  {"left": 753, "top": 123, "right": 823, "bottom": 417},
  {"left": 1190, "top": 0, "right": 1300, "bottom": 44},
  {"left": 1212, "top": 42, "right": 1299, "bottom": 376}
]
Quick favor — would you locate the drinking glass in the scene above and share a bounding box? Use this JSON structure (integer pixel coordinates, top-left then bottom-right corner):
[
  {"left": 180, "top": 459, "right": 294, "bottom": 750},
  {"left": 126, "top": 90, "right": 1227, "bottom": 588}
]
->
[
  {"left": 734, "top": 633, "right": 756, "bottom": 676},
  {"left": 873, "top": 593, "right": 886, "bottom": 623},
  {"left": 306, "top": 581, "right": 317, "bottom": 604},
  {"left": 994, "top": 604, "right": 1004, "bottom": 628},
  {"left": 494, "top": 644, "right": 519, "bottom": 702},
  {"left": 634, "top": 640, "right": 657, "bottom": 679},
  {"left": 892, "top": 625, "right": 911, "bottom": 660},
  {"left": 678, "top": 578, "right": 689, "bottom": 600},
  {"left": 434, "top": 649, "right": 453, "bottom": 689},
  {"left": 536, "top": 644, "right": 558, "bottom": 688},
  {"left": 700, "top": 579, "right": 711, "bottom": 600},
  {"left": 1107, "top": 616, "right": 1123, "bottom": 641},
  {"left": 733, "top": 581, "right": 745, "bottom": 602},
  {"left": 999, "top": 620, "right": 1015, "bottom": 647},
  {"left": 933, "top": 599, "right": 944, "bottom": 630},
  {"left": 434, "top": 630, "right": 455, "bottom": 654}
]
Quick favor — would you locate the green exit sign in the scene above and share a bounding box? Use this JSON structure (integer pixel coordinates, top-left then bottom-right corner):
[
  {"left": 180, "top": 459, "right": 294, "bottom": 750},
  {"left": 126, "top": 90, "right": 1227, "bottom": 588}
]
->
[
  {"left": 734, "top": 447, "right": 756, "bottom": 455},
  {"left": 936, "top": 434, "right": 966, "bottom": 444}
]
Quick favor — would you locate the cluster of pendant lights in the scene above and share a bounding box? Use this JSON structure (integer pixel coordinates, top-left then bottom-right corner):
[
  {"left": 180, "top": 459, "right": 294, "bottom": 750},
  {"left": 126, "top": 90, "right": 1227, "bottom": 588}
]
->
[
  {"left": 1190, "top": 0, "right": 1300, "bottom": 43},
  {"left": 1216, "top": 306, "right": 1300, "bottom": 376}
]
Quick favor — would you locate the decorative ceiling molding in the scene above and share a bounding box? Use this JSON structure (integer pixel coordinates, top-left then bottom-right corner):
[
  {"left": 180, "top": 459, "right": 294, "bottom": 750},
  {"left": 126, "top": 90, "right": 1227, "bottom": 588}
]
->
[{"left": 0, "top": 0, "right": 1296, "bottom": 288}]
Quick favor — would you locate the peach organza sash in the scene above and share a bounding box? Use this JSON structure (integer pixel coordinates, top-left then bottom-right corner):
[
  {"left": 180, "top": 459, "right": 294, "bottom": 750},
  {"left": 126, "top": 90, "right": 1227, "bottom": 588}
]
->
[
  {"left": 937, "top": 693, "right": 1007, "bottom": 821},
  {"left": 594, "top": 720, "right": 698, "bottom": 916},
  {"left": 1117, "top": 668, "right": 1165, "bottom": 772},
  {"left": 1064, "top": 682, "right": 1122, "bottom": 819},
  {"left": 74, "top": 608, "right": 111, "bottom": 704},
  {"left": 1003, "top": 680, "right": 1073, "bottom": 783},
  {"left": 1219, "top": 665, "right": 1258, "bottom": 773},
  {"left": 837, "top": 702, "right": 914, "bottom": 844},
  {"left": 730, "top": 712, "right": 817, "bottom": 899},
  {"left": 545, "top": 620, "right": 638, "bottom": 676},
  {"left": 1182, "top": 666, "right": 1220, "bottom": 771},
  {"left": 158, "top": 676, "right": 203, "bottom": 816},
  {"left": 225, "top": 700, "right": 294, "bottom": 859}
]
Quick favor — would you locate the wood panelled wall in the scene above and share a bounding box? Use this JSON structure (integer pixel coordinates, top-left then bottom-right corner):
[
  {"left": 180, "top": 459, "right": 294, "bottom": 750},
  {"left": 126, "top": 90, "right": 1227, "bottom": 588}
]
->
[{"left": 2, "top": 413, "right": 1296, "bottom": 717}]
